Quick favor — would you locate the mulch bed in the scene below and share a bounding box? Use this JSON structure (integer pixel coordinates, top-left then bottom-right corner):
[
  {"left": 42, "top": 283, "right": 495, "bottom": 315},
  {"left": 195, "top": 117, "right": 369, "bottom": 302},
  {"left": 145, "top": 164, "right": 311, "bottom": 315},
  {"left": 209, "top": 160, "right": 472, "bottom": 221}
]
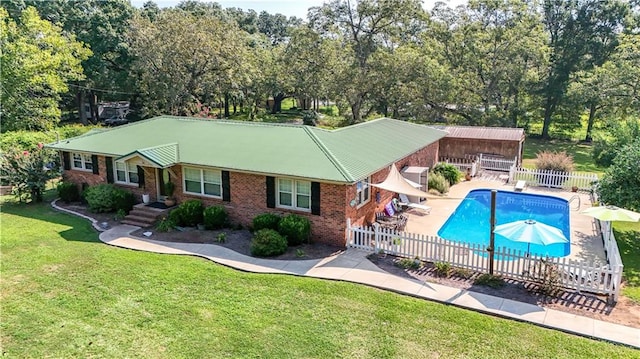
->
[{"left": 369, "top": 253, "right": 640, "bottom": 328}]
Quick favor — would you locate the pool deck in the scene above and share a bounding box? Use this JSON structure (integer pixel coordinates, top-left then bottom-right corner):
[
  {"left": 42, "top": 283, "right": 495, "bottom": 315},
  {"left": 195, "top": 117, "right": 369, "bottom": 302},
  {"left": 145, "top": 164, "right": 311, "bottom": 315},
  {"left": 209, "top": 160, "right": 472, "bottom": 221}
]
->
[{"left": 403, "top": 177, "right": 606, "bottom": 264}]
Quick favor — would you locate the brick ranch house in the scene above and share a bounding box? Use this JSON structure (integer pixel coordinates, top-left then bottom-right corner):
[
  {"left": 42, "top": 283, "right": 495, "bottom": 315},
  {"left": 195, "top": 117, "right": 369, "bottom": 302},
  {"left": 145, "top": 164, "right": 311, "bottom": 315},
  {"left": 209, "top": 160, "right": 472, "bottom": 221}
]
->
[{"left": 47, "top": 116, "right": 448, "bottom": 247}]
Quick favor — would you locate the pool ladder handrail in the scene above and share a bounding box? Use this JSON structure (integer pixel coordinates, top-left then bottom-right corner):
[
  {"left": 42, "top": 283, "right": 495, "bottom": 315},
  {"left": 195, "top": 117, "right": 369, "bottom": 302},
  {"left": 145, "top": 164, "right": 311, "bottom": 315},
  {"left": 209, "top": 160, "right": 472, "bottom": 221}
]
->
[{"left": 569, "top": 195, "right": 581, "bottom": 211}]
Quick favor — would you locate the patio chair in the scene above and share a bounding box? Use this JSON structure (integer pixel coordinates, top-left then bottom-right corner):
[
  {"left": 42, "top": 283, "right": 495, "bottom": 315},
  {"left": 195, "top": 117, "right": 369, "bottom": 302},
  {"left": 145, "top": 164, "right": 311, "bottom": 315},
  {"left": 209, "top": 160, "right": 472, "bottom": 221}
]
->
[{"left": 398, "top": 193, "right": 431, "bottom": 214}]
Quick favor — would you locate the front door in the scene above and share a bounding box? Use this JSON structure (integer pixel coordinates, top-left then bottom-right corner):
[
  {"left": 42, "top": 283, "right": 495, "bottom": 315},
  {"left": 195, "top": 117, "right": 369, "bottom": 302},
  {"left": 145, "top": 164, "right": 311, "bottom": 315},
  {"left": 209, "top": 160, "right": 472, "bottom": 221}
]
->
[{"left": 157, "top": 168, "right": 170, "bottom": 200}]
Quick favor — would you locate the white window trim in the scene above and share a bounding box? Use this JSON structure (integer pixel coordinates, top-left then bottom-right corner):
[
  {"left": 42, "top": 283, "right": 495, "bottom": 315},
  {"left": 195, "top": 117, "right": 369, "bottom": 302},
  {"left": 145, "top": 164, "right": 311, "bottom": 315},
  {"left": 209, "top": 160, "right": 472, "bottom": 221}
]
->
[
  {"left": 182, "top": 166, "right": 223, "bottom": 199},
  {"left": 71, "top": 152, "right": 94, "bottom": 172},
  {"left": 276, "top": 177, "right": 311, "bottom": 212},
  {"left": 114, "top": 160, "right": 139, "bottom": 186},
  {"left": 356, "top": 176, "right": 371, "bottom": 208}
]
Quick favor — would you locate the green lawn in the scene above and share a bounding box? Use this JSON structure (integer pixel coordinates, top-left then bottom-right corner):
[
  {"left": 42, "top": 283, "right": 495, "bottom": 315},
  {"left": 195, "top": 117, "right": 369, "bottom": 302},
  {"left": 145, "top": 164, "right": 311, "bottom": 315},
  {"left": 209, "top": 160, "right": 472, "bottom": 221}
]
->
[
  {"left": 522, "top": 138, "right": 606, "bottom": 174},
  {"left": 1, "top": 197, "right": 637, "bottom": 358},
  {"left": 614, "top": 221, "right": 640, "bottom": 303}
]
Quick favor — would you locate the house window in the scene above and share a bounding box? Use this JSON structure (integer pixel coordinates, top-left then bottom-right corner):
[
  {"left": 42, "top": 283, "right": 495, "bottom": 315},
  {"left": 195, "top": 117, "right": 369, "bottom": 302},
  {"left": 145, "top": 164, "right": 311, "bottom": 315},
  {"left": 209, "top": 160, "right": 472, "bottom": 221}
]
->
[
  {"left": 71, "top": 152, "right": 93, "bottom": 171},
  {"left": 183, "top": 167, "right": 222, "bottom": 197},
  {"left": 115, "top": 161, "right": 138, "bottom": 184},
  {"left": 277, "top": 178, "right": 311, "bottom": 211},
  {"left": 356, "top": 177, "right": 370, "bottom": 206}
]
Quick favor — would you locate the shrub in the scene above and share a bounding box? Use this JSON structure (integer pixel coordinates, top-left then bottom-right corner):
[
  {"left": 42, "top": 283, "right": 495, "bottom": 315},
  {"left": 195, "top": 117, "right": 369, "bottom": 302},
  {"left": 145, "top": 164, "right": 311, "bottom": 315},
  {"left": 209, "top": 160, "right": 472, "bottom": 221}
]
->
[
  {"left": 203, "top": 205, "right": 227, "bottom": 229},
  {"left": 114, "top": 209, "right": 127, "bottom": 221},
  {"left": 82, "top": 184, "right": 134, "bottom": 213},
  {"left": 157, "top": 217, "right": 176, "bottom": 232},
  {"left": 57, "top": 181, "right": 80, "bottom": 203},
  {"left": 168, "top": 208, "right": 184, "bottom": 226},
  {"left": 434, "top": 262, "right": 451, "bottom": 277},
  {"left": 528, "top": 260, "right": 561, "bottom": 296},
  {"left": 250, "top": 229, "right": 287, "bottom": 257},
  {"left": 216, "top": 232, "right": 227, "bottom": 243},
  {"left": 396, "top": 257, "right": 421, "bottom": 270},
  {"left": 433, "top": 163, "right": 462, "bottom": 186},
  {"left": 535, "top": 151, "right": 575, "bottom": 172},
  {"left": 278, "top": 214, "right": 311, "bottom": 246},
  {"left": 0, "top": 145, "right": 59, "bottom": 202},
  {"left": 597, "top": 139, "right": 640, "bottom": 211},
  {"left": 592, "top": 119, "right": 640, "bottom": 167},
  {"left": 428, "top": 172, "right": 450, "bottom": 194},
  {"left": 252, "top": 213, "right": 282, "bottom": 232},
  {"left": 301, "top": 110, "right": 319, "bottom": 126},
  {"left": 474, "top": 274, "right": 505, "bottom": 288},
  {"left": 176, "top": 199, "right": 204, "bottom": 227}
]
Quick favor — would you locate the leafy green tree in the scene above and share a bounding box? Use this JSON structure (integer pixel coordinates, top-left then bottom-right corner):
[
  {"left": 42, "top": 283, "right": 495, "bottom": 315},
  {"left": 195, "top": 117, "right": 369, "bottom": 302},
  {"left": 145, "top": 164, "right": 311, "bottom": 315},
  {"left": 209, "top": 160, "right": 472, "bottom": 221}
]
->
[
  {"left": 0, "top": 144, "right": 59, "bottom": 202},
  {"left": 127, "top": 9, "right": 247, "bottom": 117},
  {"left": 592, "top": 119, "right": 640, "bottom": 167},
  {"left": 539, "top": 0, "right": 629, "bottom": 139},
  {"left": 309, "top": 0, "right": 424, "bottom": 123},
  {"left": 428, "top": 0, "right": 547, "bottom": 127},
  {"left": 0, "top": 6, "right": 90, "bottom": 131},
  {"left": 597, "top": 138, "right": 640, "bottom": 211}
]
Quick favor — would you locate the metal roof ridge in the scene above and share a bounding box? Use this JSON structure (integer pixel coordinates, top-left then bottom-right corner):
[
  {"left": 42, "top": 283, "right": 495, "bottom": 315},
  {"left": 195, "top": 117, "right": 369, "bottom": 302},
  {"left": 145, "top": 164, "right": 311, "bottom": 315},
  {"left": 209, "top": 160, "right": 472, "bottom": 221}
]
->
[
  {"left": 304, "top": 127, "right": 353, "bottom": 182},
  {"left": 167, "top": 115, "right": 311, "bottom": 129},
  {"left": 327, "top": 117, "right": 388, "bottom": 132}
]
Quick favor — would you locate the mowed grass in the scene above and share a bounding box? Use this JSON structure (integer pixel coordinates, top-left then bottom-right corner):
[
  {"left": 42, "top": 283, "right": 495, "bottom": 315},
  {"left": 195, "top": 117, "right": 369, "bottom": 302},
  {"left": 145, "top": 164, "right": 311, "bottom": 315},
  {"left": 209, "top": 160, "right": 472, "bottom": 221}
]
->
[
  {"left": 1, "top": 198, "right": 637, "bottom": 358},
  {"left": 614, "top": 221, "right": 640, "bottom": 303},
  {"left": 522, "top": 138, "right": 606, "bottom": 174}
]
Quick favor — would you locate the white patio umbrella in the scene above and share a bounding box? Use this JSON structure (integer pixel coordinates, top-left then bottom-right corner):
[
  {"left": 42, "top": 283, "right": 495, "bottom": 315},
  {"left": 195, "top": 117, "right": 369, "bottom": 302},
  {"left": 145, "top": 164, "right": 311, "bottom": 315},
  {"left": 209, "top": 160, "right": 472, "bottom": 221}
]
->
[{"left": 493, "top": 219, "right": 569, "bottom": 256}]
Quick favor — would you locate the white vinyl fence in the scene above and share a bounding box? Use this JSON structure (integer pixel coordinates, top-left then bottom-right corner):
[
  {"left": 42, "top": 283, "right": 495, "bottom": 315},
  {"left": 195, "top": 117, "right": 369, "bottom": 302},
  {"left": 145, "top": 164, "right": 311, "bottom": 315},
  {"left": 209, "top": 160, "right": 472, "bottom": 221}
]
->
[
  {"left": 346, "top": 219, "right": 623, "bottom": 301},
  {"left": 439, "top": 156, "right": 478, "bottom": 177},
  {"left": 509, "top": 167, "right": 599, "bottom": 191}
]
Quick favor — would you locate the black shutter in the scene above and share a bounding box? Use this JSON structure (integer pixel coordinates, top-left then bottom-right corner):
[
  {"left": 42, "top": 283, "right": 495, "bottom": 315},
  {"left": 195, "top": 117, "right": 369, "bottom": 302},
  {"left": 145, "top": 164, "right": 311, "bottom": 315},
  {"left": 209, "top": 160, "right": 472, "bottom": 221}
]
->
[
  {"left": 62, "top": 151, "right": 71, "bottom": 170},
  {"left": 91, "top": 155, "right": 99, "bottom": 175},
  {"left": 311, "top": 182, "right": 321, "bottom": 215},
  {"left": 105, "top": 157, "right": 114, "bottom": 183},
  {"left": 222, "top": 171, "right": 231, "bottom": 202},
  {"left": 266, "top": 176, "right": 275, "bottom": 208},
  {"left": 137, "top": 166, "right": 145, "bottom": 188}
]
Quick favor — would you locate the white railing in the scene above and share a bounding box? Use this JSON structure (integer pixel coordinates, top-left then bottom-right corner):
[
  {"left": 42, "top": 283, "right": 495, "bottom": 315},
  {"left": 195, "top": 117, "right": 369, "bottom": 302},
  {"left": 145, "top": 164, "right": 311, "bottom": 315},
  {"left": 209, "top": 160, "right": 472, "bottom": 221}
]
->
[
  {"left": 509, "top": 168, "right": 599, "bottom": 191},
  {"left": 346, "top": 219, "right": 622, "bottom": 301},
  {"left": 598, "top": 220, "right": 625, "bottom": 301},
  {"left": 479, "top": 154, "right": 517, "bottom": 172}
]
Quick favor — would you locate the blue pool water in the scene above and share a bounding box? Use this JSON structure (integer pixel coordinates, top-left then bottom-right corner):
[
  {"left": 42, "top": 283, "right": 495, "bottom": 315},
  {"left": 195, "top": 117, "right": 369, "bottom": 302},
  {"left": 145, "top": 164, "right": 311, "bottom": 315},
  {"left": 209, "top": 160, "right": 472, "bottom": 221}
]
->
[{"left": 437, "top": 189, "right": 571, "bottom": 257}]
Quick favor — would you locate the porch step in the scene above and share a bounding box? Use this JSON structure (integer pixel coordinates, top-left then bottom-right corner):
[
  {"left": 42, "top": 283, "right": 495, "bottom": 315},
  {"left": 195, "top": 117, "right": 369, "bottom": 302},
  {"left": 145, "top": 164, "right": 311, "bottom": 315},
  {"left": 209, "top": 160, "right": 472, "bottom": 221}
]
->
[
  {"left": 121, "top": 219, "right": 154, "bottom": 228},
  {"left": 122, "top": 205, "right": 167, "bottom": 228}
]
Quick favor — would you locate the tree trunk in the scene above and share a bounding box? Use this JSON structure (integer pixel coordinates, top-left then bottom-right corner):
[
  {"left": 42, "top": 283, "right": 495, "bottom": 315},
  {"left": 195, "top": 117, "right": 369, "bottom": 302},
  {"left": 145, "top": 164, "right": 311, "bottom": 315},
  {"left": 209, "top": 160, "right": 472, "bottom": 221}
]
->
[
  {"left": 584, "top": 101, "right": 597, "bottom": 142},
  {"left": 224, "top": 93, "right": 230, "bottom": 118},
  {"left": 88, "top": 91, "right": 99, "bottom": 124},
  {"left": 541, "top": 96, "right": 555, "bottom": 140},
  {"left": 350, "top": 100, "right": 362, "bottom": 124},
  {"left": 272, "top": 93, "right": 285, "bottom": 114},
  {"left": 77, "top": 90, "right": 88, "bottom": 125},
  {"left": 233, "top": 99, "right": 237, "bottom": 115}
]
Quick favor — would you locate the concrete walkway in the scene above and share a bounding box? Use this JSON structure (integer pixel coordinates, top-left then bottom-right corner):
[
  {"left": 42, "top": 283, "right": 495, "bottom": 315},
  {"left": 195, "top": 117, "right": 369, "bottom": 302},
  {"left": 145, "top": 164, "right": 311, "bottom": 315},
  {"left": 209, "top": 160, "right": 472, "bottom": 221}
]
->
[{"left": 97, "top": 224, "right": 640, "bottom": 349}]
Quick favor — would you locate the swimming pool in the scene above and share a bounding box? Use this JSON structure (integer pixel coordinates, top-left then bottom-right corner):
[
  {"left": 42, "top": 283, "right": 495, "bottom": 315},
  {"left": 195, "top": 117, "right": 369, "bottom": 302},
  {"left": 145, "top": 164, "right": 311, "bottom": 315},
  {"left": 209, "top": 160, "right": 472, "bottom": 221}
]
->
[{"left": 437, "top": 189, "right": 571, "bottom": 257}]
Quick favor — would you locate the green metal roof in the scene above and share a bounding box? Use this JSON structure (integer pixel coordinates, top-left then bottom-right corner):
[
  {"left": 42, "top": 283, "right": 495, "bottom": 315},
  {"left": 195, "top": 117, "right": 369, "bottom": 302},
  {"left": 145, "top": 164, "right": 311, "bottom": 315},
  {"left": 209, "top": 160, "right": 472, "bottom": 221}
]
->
[
  {"left": 117, "top": 143, "right": 179, "bottom": 168},
  {"left": 47, "top": 116, "right": 447, "bottom": 183}
]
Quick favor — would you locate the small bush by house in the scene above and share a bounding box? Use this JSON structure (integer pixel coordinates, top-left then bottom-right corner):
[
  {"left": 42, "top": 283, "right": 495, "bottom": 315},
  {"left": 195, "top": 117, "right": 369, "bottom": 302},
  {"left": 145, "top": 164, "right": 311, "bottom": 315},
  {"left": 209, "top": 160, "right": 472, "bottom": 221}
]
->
[
  {"left": 278, "top": 214, "right": 311, "bottom": 246},
  {"left": 56, "top": 181, "right": 80, "bottom": 203},
  {"left": 252, "top": 213, "right": 282, "bottom": 232},
  {"left": 170, "top": 199, "right": 204, "bottom": 227},
  {"left": 250, "top": 229, "right": 288, "bottom": 257},
  {"left": 203, "top": 205, "right": 227, "bottom": 230},
  {"left": 428, "top": 172, "right": 450, "bottom": 194},
  {"left": 433, "top": 162, "right": 462, "bottom": 186},
  {"left": 82, "top": 184, "right": 135, "bottom": 213}
]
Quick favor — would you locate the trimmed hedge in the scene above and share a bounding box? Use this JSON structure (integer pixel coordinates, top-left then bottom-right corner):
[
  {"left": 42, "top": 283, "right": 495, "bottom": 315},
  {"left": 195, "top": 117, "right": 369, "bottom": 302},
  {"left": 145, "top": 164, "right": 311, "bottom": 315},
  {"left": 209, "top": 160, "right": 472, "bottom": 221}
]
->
[
  {"left": 170, "top": 199, "right": 204, "bottom": 227},
  {"left": 250, "top": 229, "right": 288, "bottom": 257},
  {"left": 57, "top": 181, "right": 80, "bottom": 203},
  {"left": 203, "top": 205, "right": 227, "bottom": 229},
  {"left": 252, "top": 213, "right": 282, "bottom": 232},
  {"left": 278, "top": 214, "right": 311, "bottom": 246},
  {"left": 82, "top": 184, "right": 135, "bottom": 213}
]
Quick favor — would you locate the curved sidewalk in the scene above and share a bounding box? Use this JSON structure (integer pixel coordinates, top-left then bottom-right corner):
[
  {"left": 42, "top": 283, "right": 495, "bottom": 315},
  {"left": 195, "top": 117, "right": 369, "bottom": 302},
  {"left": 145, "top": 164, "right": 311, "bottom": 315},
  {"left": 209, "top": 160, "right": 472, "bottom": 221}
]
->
[{"left": 97, "top": 224, "right": 638, "bottom": 348}]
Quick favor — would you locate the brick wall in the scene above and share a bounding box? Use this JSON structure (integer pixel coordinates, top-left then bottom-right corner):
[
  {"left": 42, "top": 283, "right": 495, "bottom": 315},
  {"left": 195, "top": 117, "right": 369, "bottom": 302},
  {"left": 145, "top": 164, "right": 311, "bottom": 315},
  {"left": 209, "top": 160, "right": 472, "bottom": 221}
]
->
[
  {"left": 60, "top": 141, "right": 439, "bottom": 247},
  {"left": 61, "top": 154, "right": 156, "bottom": 203}
]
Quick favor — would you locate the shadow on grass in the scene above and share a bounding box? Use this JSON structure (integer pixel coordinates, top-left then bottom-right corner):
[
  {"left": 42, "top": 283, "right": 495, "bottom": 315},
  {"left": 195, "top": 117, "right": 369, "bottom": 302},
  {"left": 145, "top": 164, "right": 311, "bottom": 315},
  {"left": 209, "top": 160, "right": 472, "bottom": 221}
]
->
[
  {"left": 1, "top": 191, "right": 100, "bottom": 244},
  {"left": 615, "top": 228, "right": 640, "bottom": 288}
]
